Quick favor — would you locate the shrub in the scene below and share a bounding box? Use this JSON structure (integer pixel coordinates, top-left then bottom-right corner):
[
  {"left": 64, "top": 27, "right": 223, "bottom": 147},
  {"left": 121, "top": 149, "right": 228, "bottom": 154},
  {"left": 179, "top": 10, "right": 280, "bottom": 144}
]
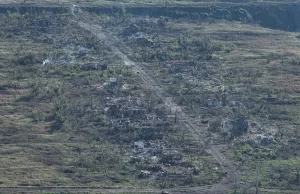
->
[{"left": 14, "top": 53, "right": 44, "bottom": 66}]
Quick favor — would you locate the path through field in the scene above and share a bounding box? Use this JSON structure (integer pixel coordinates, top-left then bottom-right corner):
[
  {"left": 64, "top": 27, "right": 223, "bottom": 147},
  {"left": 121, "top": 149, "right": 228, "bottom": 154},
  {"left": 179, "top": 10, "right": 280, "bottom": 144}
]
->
[
  {"left": 75, "top": 9, "right": 239, "bottom": 193},
  {"left": 0, "top": 6, "right": 239, "bottom": 194}
]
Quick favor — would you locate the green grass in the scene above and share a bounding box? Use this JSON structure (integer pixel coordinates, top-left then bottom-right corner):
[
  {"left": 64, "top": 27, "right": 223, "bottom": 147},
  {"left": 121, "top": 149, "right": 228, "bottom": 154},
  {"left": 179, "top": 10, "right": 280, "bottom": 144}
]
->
[
  {"left": 0, "top": 9, "right": 223, "bottom": 189},
  {"left": 2, "top": 2, "right": 300, "bottom": 192},
  {"left": 102, "top": 9, "right": 300, "bottom": 191}
]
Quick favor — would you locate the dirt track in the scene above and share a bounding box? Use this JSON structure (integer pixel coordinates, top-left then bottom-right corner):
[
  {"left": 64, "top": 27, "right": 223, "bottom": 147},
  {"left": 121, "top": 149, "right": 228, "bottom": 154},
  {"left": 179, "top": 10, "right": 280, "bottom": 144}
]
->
[
  {"left": 1, "top": 4, "right": 299, "bottom": 193},
  {"left": 75, "top": 8, "right": 239, "bottom": 193}
]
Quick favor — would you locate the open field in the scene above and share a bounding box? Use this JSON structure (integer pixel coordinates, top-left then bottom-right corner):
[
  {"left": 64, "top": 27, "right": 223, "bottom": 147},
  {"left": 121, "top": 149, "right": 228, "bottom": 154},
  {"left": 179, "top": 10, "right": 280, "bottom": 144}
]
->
[
  {"left": 1, "top": 1, "right": 300, "bottom": 194},
  {"left": 101, "top": 7, "right": 300, "bottom": 191},
  {"left": 0, "top": 4, "right": 223, "bottom": 193}
]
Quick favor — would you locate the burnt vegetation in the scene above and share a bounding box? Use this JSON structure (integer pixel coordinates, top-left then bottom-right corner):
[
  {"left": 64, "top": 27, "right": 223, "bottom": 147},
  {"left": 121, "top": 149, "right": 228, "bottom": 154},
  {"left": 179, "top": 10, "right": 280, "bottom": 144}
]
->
[{"left": 0, "top": 1, "right": 300, "bottom": 193}]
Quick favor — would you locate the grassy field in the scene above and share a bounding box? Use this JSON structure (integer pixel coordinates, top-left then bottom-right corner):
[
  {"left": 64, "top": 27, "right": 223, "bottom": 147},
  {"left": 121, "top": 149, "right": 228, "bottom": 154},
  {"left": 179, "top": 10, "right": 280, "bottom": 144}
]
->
[
  {"left": 0, "top": 8, "right": 223, "bottom": 190},
  {"left": 102, "top": 11, "right": 300, "bottom": 190},
  {"left": 1, "top": 1, "right": 300, "bottom": 193}
]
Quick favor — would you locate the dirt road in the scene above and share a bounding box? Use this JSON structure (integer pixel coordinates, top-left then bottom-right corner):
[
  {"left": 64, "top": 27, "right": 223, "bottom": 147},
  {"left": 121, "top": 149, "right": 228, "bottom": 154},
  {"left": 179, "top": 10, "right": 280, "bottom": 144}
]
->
[
  {"left": 0, "top": 7, "right": 237, "bottom": 194},
  {"left": 76, "top": 10, "right": 239, "bottom": 193}
]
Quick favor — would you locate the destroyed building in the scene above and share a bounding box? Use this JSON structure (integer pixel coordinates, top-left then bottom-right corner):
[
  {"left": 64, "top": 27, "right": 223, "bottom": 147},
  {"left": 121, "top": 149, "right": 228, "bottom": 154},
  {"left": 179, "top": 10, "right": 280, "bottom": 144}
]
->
[
  {"left": 256, "top": 135, "right": 277, "bottom": 146},
  {"left": 231, "top": 116, "right": 249, "bottom": 136},
  {"left": 110, "top": 118, "right": 132, "bottom": 129},
  {"left": 133, "top": 141, "right": 145, "bottom": 154},
  {"left": 105, "top": 96, "right": 147, "bottom": 121},
  {"left": 105, "top": 96, "right": 150, "bottom": 133},
  {"left": 140, "top": 127, "right": 154, "bottom": 139},
  {"left": 106, "top": 75, "right": 123, "bottom": 90},
  {"left": 139, "top": 126, "right": 163, "bottom": 140},
  {"left": 161, "top": 149, "right": 182, "bottom": 163},
  {"left": 207, "top": 98, "right": 219, "bottom": 107},
  {"left": 129, "top": 32, "right": 154, "bottom": 47},
  {"left": 122, "top": 24, "right": 140, "bottom": 36},
  {"left": 80, "top": 63, "right": 107, "bottom": 71},
  {"left": 121, "top": 107, "right": 147, "bottom": 119}
]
